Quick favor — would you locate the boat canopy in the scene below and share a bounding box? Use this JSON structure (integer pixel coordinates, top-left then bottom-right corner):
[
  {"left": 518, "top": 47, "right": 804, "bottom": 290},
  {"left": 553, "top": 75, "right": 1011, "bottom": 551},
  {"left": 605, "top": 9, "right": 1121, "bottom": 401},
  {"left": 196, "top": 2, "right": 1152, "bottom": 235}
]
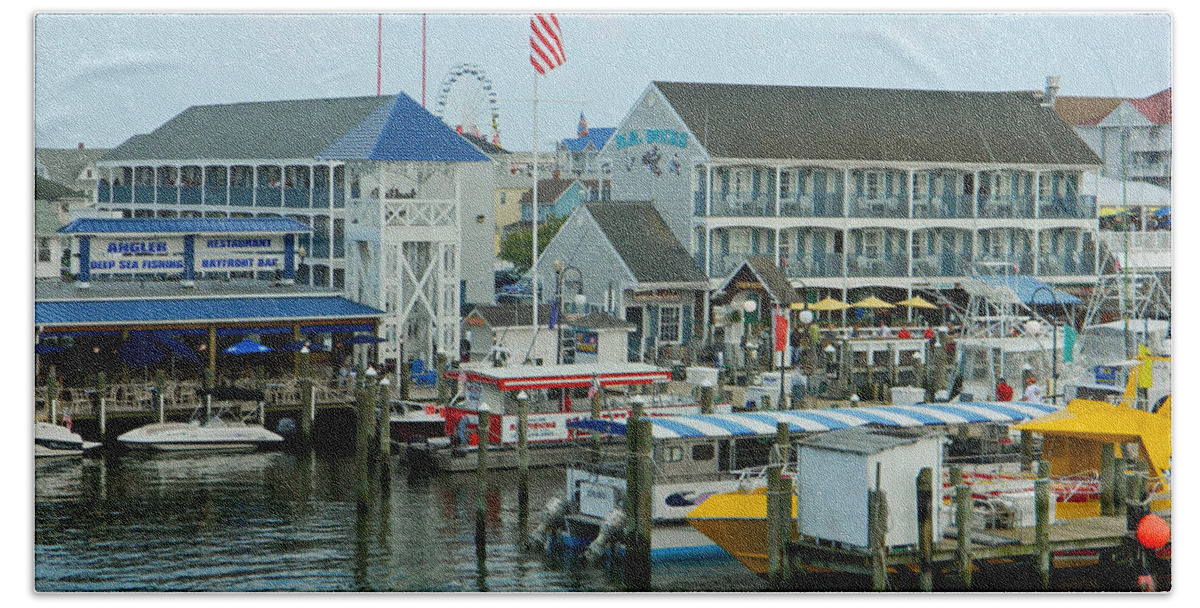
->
[{"left": 565, "top": 401, "right": 1059, "bottom": 439}]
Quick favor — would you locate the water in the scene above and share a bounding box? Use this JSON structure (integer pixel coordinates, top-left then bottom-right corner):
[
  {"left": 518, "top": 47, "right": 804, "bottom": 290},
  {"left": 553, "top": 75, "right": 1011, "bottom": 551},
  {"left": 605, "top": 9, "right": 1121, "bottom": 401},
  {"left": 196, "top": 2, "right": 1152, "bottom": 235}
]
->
[{"left": 34, "top": 451, "right": 766, "bottom": 592}]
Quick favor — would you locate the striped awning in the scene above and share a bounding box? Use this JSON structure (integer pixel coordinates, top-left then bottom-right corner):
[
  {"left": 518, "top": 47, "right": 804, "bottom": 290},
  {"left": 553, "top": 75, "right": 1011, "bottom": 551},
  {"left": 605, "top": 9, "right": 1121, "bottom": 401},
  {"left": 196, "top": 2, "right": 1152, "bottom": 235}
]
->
[{"left": 567, "top": 401, "right": 1059, "bottom": 439}]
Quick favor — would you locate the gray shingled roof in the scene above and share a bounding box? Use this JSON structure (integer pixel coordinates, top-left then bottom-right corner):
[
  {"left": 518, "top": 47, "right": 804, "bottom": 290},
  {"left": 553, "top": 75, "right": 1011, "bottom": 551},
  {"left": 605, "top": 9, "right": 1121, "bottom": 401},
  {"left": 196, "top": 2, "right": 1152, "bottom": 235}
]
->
[
  {"left": 654, "top": 81, "right": 1101, "bottom": 165},
  {"left": 102, "top": 96, "right": 394, "bottom": 162},
  {"left": 742, "top": 257, "right": 801, "bottom": 306},
  {"left": 584, "top": 202, "right": 707, "bottom": 285},
  {"left": 518, "top": 178, "right": 578, "bottom": 205},
  {"left": 36, "top": 147, "right": 108, "bottom": 185}
]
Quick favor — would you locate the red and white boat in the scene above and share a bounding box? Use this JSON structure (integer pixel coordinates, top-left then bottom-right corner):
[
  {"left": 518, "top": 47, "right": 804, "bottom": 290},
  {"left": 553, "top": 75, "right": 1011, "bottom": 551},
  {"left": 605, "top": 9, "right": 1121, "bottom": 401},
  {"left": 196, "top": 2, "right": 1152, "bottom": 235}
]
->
[{"left": 394, "top": 362, "right": 728, "bottom": 473}]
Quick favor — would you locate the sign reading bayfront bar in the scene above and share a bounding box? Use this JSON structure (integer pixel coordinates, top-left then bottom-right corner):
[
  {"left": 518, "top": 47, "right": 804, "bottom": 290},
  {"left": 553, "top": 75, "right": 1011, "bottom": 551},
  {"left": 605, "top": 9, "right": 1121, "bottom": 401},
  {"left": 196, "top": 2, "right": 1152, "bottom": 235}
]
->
[{"left": 198, "top": 237, "right": 285, "bottom": 270}]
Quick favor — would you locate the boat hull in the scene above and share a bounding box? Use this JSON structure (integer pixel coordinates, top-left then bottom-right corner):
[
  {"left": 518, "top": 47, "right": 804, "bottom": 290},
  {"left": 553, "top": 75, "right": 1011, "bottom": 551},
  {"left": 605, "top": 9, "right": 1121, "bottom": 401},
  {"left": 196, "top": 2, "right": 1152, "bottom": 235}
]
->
[
  {"left": 117, "top": 422, "right": 284, "bottom": 453},
  {"left": 34, "top": 421, "right": 101, "bottom": 458}
]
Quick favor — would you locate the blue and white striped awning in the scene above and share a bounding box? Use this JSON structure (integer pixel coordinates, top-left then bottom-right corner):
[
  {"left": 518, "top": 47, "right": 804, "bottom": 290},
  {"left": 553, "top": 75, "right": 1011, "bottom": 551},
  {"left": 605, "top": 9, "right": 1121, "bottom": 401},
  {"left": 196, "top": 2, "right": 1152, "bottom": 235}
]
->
[{"left": 566, "top": 401, "right": 1059, "bottom": 439}]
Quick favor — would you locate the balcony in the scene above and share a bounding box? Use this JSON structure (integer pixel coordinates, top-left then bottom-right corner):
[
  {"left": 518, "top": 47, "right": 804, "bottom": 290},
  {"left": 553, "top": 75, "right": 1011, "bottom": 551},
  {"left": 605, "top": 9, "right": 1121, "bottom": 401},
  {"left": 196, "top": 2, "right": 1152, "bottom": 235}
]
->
[
  {"left": 847, "top": 254, "right": 908, "bottom": 277},
  {"left": 779, "top": 192, "right": 845, "bottom": 218},
  {"left": 111, "top": 185, "right": 131, "bottom": 203},
  {"left": 284, "top": 187, "right": 311, "bottom": 208},
  {"left": 203, "top": 186, "right": 226, "bottom": 205},
  {"left": 134, "top": 185, "right": 154, "bottom": 202},
  {"left": 179, "top": 186, "right": 202, "bottom": 205},
  {"left": 976, "top": 254, "right": 1035, "bottom": 276},
  {"left": 977, "top": 195, "right": 1035, "bottom": 219},
  {"left": 913, "top": 194, "right": 974, "bottom": 219},
  {"left": 847, "top": 195, "right": 906, "bottom": 218},
  {"left": 230, "top": 187, "right": 254, "bottom": 207},
  {"left": 710, "top": 193, "right": 775, "bottom": 217},
  {"left": 256, "top": 186, "right": 283, "bottom": 207},
  {"left": 781, "top": 252, "right": 845, "bottom": 278},
  {"left": 1037, "top": 253, "right": 1096, "bottom": 276},
  {"left": 912, "top": 255, "right": 971, "bottom": 277},
  {"left": 1040, "top": 195, "right": 1096, "bottom": 220}
]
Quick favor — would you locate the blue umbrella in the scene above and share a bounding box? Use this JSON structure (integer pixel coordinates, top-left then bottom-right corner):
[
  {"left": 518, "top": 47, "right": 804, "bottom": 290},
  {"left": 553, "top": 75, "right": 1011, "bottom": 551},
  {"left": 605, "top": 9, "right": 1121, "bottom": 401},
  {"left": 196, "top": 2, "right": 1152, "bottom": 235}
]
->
[
  {"left": 223, "top": 339, "right": 273, "bottom": 355},
  {"left": 1152, "top": 206, "right": 1171, "bottom": 217},
  {"left": 118, "top": 333, "right": 168, "bottom": 366},
  {"left": 35, "top": 344, "right": 64, "bottom": 354}
]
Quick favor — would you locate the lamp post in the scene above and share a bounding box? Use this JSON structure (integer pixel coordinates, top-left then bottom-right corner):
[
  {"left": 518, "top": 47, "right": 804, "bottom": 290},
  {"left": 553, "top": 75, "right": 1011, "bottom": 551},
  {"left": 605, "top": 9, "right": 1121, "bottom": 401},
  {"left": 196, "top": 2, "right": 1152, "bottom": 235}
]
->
[
  {"left": 742, "top": 299, "right": 758, "bottom": 375},
  {"left": 554, "top": 260, "right": 564, "bottom": 364},
  {"left": 1030, "top": 286, "right": 1068, "bottom": 405},
  {"left": 793, "top": 308, "right": 815, "bottom": 409}
]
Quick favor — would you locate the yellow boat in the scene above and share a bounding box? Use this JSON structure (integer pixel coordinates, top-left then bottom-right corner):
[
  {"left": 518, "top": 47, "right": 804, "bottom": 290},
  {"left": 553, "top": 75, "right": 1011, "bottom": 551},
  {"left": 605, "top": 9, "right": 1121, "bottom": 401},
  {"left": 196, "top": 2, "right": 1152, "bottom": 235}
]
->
[{"left": 684, "top": 487, "right": 795, "bottom": 575}]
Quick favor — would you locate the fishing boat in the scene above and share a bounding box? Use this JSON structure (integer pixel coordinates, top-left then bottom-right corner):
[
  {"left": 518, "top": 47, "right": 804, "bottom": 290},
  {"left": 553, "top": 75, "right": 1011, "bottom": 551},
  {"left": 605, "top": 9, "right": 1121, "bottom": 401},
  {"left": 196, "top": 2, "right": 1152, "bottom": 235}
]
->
[
  {"left": 397, "top": 362, "right": 729, "bottom": 473},
  {"left": 118, "top": 404, "right": 284, "bottom": 453},
  {"left": 35, "top": 421, "right": 101, "bottom": 458},
  {"left": 537, "top": 399, "right": 1058, "bottom": 564}
]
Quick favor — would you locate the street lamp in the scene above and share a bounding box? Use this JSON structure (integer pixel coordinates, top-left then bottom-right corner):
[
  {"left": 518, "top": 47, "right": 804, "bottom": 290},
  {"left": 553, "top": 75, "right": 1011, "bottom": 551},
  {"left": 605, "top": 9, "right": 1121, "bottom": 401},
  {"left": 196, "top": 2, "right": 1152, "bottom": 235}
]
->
[
  {"left": 742, "top": 299, "right": 758, "bottom": 372},
  {"left": 1030, "top": 285, "right": 1069, "bottom": 405}
]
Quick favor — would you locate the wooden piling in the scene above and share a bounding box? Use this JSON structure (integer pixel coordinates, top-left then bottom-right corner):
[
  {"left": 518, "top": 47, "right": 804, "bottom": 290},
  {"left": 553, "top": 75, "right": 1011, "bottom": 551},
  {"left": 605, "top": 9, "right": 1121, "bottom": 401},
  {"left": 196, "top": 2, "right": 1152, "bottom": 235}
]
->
[
  {"left": 767, "top": 422, "right": 791, "bottom": 589},
  {"left": 375, "top": 381, "right": 391, "bottom": 487},
  {"left": 590, "top": 379, "right": 604, "bottom": 462},
  {"left": 1113, "top": 457, "right": 1127, "bottom": 519},
  {"left": 625, "top": 418, "right": 653, "bottom": 591},
  {"left": 299, "top": 350, "right": 315, "bottom": 446},
  {"left": 699, "top": 384, "right": 714, "bottom": 415},
  {"left": 476, "top": 405, "right": 491, "bottom": 550},
  {"left": 951, "top": 465, "right": 972, "bottom": 589},
  {"left": 1020, "top": 430, "right": 1034, "bottom": 474},
  {"left": 868, "top": 461, "right": 889, "bottom": 591},
  {"left": 1034, "top": 460, "right": 1051, "bottom": 590},
  {"left": 354, "top": 366, "right": 371, "bottom": 512},
  {"left": 46, "top": 367, "right": 59, "bottom": 425},
  {"left": 154, "top": 370, "right": 166, "bottom": 423},
  {"left": 517, "top": 391, "right": 530, "bottom": 548},
  {"left": 1100, "top": 443, "right": 1115, "bottom": 516},
  {"left": 916, "top": 467, "right": 934, "bottom": 592}
]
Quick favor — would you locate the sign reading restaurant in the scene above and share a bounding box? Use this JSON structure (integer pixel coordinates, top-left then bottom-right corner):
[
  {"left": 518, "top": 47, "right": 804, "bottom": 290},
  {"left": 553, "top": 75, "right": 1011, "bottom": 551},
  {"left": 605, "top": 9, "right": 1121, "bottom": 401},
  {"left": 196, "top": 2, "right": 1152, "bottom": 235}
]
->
[{"left": 86, "top": 235, "right": 289, "bottom": 274}]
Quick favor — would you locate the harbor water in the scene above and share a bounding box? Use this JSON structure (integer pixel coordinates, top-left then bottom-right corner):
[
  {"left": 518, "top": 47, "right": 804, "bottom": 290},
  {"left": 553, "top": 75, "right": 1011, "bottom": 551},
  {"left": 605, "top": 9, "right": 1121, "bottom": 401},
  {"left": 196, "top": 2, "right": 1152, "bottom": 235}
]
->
[{"left": 34, "top": 450, "right": 767, "bottom": 592}]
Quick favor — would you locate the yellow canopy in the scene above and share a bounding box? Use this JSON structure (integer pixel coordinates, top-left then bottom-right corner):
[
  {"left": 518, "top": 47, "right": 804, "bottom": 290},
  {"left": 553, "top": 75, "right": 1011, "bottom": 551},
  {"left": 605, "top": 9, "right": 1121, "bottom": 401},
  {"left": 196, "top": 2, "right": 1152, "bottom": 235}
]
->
[
  {"left": 807, "top": 297, "right": 849, "bottom": 311},
  {"left": 895, "top": 295, "right": 938, "bottom": 309},
  {"left": 788, "top": 302, "right": 809, "bottom": 310},
  {"left": 1015, "top": 398, "right": 1171, "bottom": 477},
  {"left": 849, "top": 295, "right": 895, "bottom": 309}
]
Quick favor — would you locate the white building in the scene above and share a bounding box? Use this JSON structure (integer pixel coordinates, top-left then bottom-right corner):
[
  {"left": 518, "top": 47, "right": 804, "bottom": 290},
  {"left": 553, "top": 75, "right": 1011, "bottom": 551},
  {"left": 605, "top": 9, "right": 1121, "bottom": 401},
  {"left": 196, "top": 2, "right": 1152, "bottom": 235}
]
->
[
  {"left": 1057, "top": 88, "right": 1171, "bottom": 190},
  {"left": 600, "top": 80, "right": 1105, "bottom": 303}
]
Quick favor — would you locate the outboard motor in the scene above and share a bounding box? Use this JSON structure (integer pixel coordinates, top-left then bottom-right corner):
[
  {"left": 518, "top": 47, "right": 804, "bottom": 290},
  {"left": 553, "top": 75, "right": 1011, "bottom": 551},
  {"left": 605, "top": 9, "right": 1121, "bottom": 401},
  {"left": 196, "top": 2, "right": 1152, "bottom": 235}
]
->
[
  {"left": 530, "top": 495, "right": 568, "bottom": 551},
  {"left": 585, "top": 508, "right": 627, "bottom": 564}
]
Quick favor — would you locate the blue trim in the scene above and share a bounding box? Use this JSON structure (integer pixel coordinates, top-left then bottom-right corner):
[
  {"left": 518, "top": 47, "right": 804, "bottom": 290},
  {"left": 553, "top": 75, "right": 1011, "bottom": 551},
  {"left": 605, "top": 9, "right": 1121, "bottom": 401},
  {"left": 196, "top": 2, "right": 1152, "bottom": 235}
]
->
[
  {"left": 77, "top": 236, "right": 90, "bottom": 283},
  {"left": 59, "top": 217, "right": 311, "bottom": 235},
  {"left": 300, "top": 322, "right": 375, "bottom": 334},
  {"left": 283, "top": 233, "right": 295, "bottom": 280},
  {"left": 216, "top": 326, "right": 294, "bottom": 337},
  {"left": 35, "top": 296, "right": 383, "bottom": 326},
  {"left": 182, "top": 235, "right": 195, "bottom": 282},
  {"left": 916, "top": 403, "right": 990, "bottom": 423},
  {"left": 876, "top": 407, "right": 944, "bottom": 425},
  {"left": 650, "top": 544, "right": 732, "bottom": 563},
  {"left": 825, "top": 408, "right": 903, "bottom": 427},
  {"left": 670, "top": 414, "right": 760, "bottom": 437}
]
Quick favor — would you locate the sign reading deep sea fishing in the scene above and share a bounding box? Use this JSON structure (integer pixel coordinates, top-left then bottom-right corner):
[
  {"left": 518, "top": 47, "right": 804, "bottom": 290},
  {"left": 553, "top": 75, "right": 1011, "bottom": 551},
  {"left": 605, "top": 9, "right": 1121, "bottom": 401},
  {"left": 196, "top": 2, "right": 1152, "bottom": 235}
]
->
[
  {"left": 197, "top": 236, "right": 287, "bottom": 271},
  {"left": 88, "top": 237, "right": 184, "bottom": 273}
]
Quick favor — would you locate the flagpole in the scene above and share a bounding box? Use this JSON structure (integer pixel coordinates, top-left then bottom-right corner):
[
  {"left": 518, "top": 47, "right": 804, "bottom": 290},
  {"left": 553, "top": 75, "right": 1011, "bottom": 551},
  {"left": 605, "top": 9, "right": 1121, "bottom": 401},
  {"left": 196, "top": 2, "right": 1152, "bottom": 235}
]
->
[{"left": 531, "top": 72, "right": 541, "bottom": 339}]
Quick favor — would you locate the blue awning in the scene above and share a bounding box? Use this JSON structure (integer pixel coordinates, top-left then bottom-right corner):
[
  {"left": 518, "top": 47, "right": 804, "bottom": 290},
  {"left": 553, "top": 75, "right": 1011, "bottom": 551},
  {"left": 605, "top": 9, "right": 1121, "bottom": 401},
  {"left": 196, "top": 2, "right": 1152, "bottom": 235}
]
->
[
  {"left": 58, "top": 217, "right": 311, "bottom": 235},
  {"left": 979, "top": 275, "right": 1081, "bottom": 306},
  {"left": 35, "top": 295, "right": 383, "bottom": 328}
]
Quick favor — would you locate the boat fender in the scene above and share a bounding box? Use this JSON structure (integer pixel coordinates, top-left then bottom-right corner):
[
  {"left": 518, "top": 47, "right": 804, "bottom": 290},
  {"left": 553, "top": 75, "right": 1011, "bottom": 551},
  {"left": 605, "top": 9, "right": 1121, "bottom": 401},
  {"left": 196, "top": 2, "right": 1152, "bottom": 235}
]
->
[
  {"left": 529, "top": 496, "right": 568, "bottom": 550},
  {"left": 585, "top": 508, "right": 627, "bottom": 564}
]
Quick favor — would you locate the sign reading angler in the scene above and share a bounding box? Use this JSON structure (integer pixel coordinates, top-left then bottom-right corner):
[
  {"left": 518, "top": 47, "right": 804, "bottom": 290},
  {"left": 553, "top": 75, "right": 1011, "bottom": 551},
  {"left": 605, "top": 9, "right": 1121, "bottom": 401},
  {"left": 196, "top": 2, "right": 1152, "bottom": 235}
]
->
[
  {"left": 89, "top": 238, "right": 184, "bottom": 273},
  {"left": 613, "top": 128, "right": 688, "bottom": 151}
]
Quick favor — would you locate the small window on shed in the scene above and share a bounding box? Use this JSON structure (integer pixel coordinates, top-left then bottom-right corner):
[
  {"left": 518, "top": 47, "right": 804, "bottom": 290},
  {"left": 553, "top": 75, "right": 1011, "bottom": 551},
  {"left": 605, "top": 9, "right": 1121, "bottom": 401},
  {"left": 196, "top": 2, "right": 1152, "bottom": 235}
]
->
[
  {"left": 663, "top": 446, "right": 684, "bottom": 463},
  {"left": 691, "top": 443, "right": 715, "bottom": 462}
]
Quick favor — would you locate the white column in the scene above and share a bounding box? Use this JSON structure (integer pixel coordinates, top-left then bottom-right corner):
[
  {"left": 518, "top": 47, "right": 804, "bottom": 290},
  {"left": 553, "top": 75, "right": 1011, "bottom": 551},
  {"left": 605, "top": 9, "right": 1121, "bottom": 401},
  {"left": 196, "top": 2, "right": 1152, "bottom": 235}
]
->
[
  {"left": 972, "top": 170, "right": 979, "bottom": 218},
  {"left": 329, "top": 163, "right": 336, "bottom": 288},
  {"left": 704, "top": 226, "right": 712, "bottom": 278},
  {"left": 252, "top": 164, "right": 259, "bottom": 207},
  {"left": 775, "top": 228, "right": 782, "bottom": 267},
  {"left": 706, "top": 162, "right": 713, "bottom": 216},
  {"left": 1033, "top": 170, "right": 1042, "bottom": 219},
  {"left": 907, "top": 169, "right": 915, "bottom": 218},
  {"left": 775, "top": 166, "right": 782, "bottom": 217},
  {"left": 1032, "top": 229, "right": 1040, "bottom": 276}
]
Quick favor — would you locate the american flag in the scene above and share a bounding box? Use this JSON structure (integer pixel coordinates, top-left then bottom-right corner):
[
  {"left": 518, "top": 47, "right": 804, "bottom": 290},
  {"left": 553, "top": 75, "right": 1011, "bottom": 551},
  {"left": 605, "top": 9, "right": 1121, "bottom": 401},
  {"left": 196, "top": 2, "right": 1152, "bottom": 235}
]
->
[
  {"left": 587, "top": 376, "right": 599, "bottom": 400},
  {"left": 530, "top": 14, "right": 565, "bottom": 74},
  {"left": 62, "top": 408, "right": 72, "bottom": 431},
  {"left": 577, "top": 112, "right": 589, "bottom": 138}
]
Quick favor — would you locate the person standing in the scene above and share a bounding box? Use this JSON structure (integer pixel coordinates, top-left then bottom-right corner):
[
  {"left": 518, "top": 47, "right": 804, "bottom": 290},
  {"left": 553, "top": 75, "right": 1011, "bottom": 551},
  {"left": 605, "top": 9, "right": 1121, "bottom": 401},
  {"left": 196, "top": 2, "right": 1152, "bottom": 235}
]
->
[
  {"left": 995, "top": 377, "right": 1014, "bottom": 401},
  {"left": 1022, "top": 376, "right": 1043, "bottom": 404}
]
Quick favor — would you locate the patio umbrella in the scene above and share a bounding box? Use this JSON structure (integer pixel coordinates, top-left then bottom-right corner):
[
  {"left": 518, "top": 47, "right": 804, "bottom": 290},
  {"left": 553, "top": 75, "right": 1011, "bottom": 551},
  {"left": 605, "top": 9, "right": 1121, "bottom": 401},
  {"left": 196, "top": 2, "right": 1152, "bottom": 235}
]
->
[
  {"left": 117, "top": 333, "right": 169, "bottom": 366},
  {"left": 341, "top": 335, "right": 386, "bottom": 345},
  {"left": 35, "top": 344, "right": 65, "bottom": 354},
  {"left": 850, "top": 295, "right": 896, "bottom": 309},
  {"left": 807, "top": 297, "right": 850, "bottom": 311},
  {"left": 223, "top": 339, "right": 273, "bottom": 354},
  {"left": 895, "top": 295, "right": 938, "bottom": 310},
  {"left": 1151, "top": 206, "right": 1171, "bottom": 217}
]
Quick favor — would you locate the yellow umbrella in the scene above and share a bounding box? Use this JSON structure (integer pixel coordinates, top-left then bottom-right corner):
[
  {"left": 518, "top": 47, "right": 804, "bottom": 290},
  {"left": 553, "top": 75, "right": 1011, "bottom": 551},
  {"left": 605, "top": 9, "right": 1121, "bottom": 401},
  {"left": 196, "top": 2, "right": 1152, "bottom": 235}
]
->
[
  {"left": 788, "top": 302, "right": 809, "bottom": 310},
  {"left": 807, "top": 297, "right": 849, "bottom": 311},
  {"left": 850, "top": 295, "right": 895, "bottom": 309},
  {"left": 895, "top": 295, "right": 938, "bottom": 310}
]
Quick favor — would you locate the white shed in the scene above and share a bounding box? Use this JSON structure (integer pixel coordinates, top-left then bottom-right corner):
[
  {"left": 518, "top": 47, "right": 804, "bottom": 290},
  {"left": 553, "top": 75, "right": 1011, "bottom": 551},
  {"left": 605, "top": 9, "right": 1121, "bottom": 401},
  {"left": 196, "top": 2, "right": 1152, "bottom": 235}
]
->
[{"left": 796, "top": 427, "right": 944, "bottom": 550}]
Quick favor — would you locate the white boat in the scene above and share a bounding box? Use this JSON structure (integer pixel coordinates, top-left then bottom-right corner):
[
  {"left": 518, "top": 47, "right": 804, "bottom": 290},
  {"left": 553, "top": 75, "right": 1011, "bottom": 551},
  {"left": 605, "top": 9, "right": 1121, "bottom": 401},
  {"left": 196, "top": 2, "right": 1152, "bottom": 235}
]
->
[
  {"left": 118, "top": 406, "right": 284, "bottom": 452},
  {"left": 35, "top": 421, "right": 101, "bottom": 458}
]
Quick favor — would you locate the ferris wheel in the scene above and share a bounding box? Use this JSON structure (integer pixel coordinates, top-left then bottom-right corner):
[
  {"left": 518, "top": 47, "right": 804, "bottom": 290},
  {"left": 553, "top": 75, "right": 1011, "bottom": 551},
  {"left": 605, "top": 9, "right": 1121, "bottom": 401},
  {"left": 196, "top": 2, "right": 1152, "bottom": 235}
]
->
[{"left": 434, "top": 63, "right": 502, "bottom": 147}]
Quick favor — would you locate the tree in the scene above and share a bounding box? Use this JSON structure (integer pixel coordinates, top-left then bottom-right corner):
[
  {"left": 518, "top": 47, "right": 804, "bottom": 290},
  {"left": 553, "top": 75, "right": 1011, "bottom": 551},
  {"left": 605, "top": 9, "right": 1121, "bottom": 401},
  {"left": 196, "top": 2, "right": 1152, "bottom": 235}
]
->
[{"left": 498, "top": 215, "right": 567, "bottom": 272}]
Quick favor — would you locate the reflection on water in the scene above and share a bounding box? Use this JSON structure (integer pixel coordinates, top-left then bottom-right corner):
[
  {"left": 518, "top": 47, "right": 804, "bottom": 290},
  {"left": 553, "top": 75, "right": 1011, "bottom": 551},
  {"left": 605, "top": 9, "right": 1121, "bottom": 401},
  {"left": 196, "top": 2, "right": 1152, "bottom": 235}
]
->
[{"left": 34, "top": 451, "right": 764, "bottom": 592}]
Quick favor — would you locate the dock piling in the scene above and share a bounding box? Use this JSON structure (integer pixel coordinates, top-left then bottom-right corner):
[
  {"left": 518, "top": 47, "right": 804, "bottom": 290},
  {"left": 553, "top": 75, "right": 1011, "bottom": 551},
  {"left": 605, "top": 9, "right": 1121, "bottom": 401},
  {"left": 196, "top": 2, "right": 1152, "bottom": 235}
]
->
[
  {"left": 951, "top": 465, "right": 972, "bottom": 589},
  {"left": 154, "top": 370, "right": 166, "bottom": 423},
  {"left": 47, "top": 367, "right": 59, "bottom": 425},
  {"left": 625, "top": 418, "right": 653, "bottom": 591},
  {"left": 916, "top": 467, "right": 934, "bottom": 592},
  {"left": 1100, "top": 443, "right": 1115, "bottom": 516},
  {"left": 868, "top": 465, "right": 889, "bottom": 592},
  {"left": 376, "top": 378, "right": 392, "bottom": 488},
  {"left": 1034, "top": 460, "right": 1051, "bottom": 590},
  {"left": 767, "top": 422, "right": 791, "bottom": 589},
  {"left": 476, "top": 404, "right": 491, "bottom": 552},
  {"left": 1113, "top": 457, "right": 1127, "bottom": 518},
  {"left": 354, "top": 366, "right": 371, "bottom": 512},
  {"left": 516, "top": 391, "right": 530, "bottom": 548},
  {"left": 96, "top": 372, "right": 107, "bottom": 442}
]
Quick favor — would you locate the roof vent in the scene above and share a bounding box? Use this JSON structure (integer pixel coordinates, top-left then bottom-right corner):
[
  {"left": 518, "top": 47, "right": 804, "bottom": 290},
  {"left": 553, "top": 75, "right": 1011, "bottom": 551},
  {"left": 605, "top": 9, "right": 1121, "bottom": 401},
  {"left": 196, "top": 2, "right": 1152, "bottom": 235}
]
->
[{"left": 1042, "top": 76, "right": 1060, "bottom": 108}]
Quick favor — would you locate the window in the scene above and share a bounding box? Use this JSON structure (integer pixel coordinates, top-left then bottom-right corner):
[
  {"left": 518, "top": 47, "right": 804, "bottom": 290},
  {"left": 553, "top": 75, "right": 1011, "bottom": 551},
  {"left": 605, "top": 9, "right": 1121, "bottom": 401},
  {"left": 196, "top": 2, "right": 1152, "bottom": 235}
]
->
[
  {"left": 863, "top": 230, "right": 881, "bottom": 258},
  {"left": 659, "top": 306, "right": 681, "bottom": 342},
  {"left": 662, "top": 445, "right": 684, "bottom": 463},
  {"left": 692, "top": 443, "right": 715, "bottom": 461},
  {"left": 37, "top": 238, "right": 52, "bottom": 263},
  {"left": 865, "top": 171, "right": 882, "bottom": 199}
]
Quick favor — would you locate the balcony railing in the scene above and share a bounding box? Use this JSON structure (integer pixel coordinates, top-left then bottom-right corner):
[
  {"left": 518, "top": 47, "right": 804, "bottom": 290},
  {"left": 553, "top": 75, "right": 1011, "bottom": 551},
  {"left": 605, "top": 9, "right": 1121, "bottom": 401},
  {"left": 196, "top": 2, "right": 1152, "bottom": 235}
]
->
[
  {"left": 781, "top": 253, "right": 845, "bottom": 278},
  {"left": 975, "top": 254, "right": 1035, "bottom": 276},
  {"left": 1039, "top": 195, "right": 1096, "bottom": 220},
  {"left": 847, "top": 254, "right": 908, "bottom": 277},
  {"left": 780, "top": 194, "right": 845, "bottom": 218},
  {"left": 710, "top": 194, "right": 775, "bottom": 217},
  {"left": 1037, "top": 253, "right": 1096, "bottom": 276},
  {"left": 912, "top": 255, "right": 971, "bottom": 277},
  {"left": 977, "top": 196, "right": 1036, "bottom": 219},
  {"left": 913, "top": 194, "right": 974, "bottom": 219},
  {"left": 847, "top": 195, "right": 906, "bottom": 218}
]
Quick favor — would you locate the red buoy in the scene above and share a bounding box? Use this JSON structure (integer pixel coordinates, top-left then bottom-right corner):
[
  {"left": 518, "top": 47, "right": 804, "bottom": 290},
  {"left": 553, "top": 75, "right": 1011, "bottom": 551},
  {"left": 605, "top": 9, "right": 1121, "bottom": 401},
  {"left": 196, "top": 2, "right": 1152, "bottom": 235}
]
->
[{"left": 1137, "top": 513, "right": 1170, "bottom": 550}]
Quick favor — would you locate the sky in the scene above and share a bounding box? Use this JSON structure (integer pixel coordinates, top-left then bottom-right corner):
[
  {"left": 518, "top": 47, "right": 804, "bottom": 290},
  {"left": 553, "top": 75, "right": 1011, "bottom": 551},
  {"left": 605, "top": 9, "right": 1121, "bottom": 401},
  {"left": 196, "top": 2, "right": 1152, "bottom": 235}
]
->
[{"left": 32, "top": 9, "right": 1173, "bottom": 154}]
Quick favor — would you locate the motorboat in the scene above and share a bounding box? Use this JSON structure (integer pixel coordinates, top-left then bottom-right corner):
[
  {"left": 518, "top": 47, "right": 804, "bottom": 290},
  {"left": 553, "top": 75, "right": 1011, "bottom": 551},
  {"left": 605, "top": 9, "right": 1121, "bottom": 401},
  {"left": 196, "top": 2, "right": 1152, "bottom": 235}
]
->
[
  {"left": 35, "top": 421, "right": 101, "bottom": 458},
  {"left": 118, "top": 405, "right": 284, "bottom": 453}
]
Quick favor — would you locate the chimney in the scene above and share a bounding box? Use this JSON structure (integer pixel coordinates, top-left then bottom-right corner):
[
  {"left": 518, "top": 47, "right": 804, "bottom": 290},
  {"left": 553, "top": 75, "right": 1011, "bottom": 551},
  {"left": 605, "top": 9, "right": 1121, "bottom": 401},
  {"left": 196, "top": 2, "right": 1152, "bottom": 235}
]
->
[
  {"left": 77, "top": 142, "right": 84, "bottom": 150},
  {"left": 1042, "top": 76, "right": 1060, "bottom": 108}
]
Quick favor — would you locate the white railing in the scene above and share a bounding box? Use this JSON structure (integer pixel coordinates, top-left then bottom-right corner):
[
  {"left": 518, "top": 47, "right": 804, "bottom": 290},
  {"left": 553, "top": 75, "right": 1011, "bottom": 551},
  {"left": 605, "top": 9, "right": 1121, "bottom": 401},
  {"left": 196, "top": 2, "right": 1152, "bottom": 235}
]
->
[{"left": 1100, "top": 231, "right": 1172, "bottom": 253}]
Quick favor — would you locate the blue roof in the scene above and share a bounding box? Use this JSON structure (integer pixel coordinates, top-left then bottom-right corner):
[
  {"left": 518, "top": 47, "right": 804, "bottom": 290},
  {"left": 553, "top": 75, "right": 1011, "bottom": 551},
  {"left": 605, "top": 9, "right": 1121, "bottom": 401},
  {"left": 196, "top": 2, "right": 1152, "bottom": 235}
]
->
[
  {"left": 565, "top": 401, "right": 1060, "bottom": 440},
  {"left": 58, "top": 217, "right": 311, "bottom": 235},
  {"left": 979, "top": 275, "right": 1082, "bottom": 306},
  {"left": 320, "top": 92, "right": 489, "bottom": 162},
  {"left": 35, "top": 295, "right": 383, "bottom": 327},
  {"left": 562, "top": 127, "right": 616, "bottom": 152}
]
